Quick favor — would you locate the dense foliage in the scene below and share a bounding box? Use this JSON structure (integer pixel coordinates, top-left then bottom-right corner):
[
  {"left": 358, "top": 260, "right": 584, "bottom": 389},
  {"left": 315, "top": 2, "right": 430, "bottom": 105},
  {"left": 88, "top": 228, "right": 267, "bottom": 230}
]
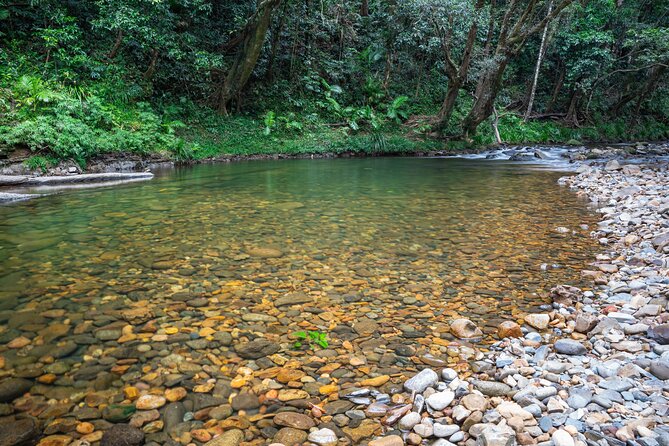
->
[{"left": 0, "top": 0, "right": 667, "bottom": 165}]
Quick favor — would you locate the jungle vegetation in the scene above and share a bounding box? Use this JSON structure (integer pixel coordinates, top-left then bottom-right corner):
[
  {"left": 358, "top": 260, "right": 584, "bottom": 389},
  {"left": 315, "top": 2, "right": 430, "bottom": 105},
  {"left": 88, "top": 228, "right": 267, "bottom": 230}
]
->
[{"left": 0, "top": 0, "right": 668, "bottom": 166}]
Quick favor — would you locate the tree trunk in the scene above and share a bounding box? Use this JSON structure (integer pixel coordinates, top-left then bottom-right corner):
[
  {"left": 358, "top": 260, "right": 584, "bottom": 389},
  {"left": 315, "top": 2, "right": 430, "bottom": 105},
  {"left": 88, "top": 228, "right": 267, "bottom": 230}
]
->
[
  {"left": 108, "top": 30, "right": 124, "bottom": 59},
  {"left": 462, "top": 57, "right": 509, "bottom": 139},
  {"left": 217, "top": 0, "right": 281, "bottom": 114},
  {"left": 436, "top": 79, "right": 463, "bottom": 129},
  {"left": 546, "top": 65, "right": 564, "bottom": 112},
  {"left": 634, "top": 65, "right": 666, "bottom": 114},
  {"left": 361, "top": 0, "right": 369, "bottom": 17},
  {"left": 565, "top": 90, "right": 581, "bottom": 126},
  {"left": 434, "top": 0, "right": 484, "bottom": 132},
  {"left": 613, "top": 65, "right": 666, "bottom": 115},
  {"left": 524, "top": 0, "right": 553, "bottom": 121},
  {"left": 143, "top": 49, "right": 159, "bottom": 81}
]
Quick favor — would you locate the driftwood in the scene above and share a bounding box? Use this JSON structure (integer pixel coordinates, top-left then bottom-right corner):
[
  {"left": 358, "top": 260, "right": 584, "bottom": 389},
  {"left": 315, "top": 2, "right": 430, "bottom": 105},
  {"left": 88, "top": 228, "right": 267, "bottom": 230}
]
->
[{"left": 0, "top": 172, "right": 154, "bottom": 186}]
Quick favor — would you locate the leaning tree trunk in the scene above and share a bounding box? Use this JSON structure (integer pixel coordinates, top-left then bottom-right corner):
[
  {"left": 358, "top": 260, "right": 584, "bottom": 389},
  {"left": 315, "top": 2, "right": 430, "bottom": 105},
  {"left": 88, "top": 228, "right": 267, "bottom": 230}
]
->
[
  {"left": 524, "top": 0, "right": 553, "bottom": 121},
  {"left": 462, "top": 57, "right": 509, "bottom": 139},
  {"left": 436, "top": 79, "right": 463, "bottom": 129},
  {"left": 218, "top": 0, "right": 281, "bottom": 114},
  {"left": 435, "top": 0, "right": 485, "bottom": 133}
]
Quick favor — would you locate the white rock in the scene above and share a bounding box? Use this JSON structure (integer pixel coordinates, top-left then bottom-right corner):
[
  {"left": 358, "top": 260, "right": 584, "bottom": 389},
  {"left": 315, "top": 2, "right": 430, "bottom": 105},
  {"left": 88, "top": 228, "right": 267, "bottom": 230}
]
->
[
  {"left": 552, "top": 429, "right": 575, "bottom": 446},
  {"left": 307, "top": 428, "right": 338, "bottom": 446},
  {"left": 426, "top": 390, "right": 455, "bottom": 410}
]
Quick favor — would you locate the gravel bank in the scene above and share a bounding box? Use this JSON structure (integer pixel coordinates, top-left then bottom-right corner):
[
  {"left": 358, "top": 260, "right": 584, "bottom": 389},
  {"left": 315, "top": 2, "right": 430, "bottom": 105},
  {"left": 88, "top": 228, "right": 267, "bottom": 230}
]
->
[{"left": 354, "top": 160, "right": 669, "bottom": 446}]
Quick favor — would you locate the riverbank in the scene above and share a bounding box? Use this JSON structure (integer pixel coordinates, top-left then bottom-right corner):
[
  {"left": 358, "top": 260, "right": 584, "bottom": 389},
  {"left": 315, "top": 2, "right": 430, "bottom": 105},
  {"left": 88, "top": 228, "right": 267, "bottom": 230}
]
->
[{"left": 0, "top": 139, "right": 667, "bottom": 180}]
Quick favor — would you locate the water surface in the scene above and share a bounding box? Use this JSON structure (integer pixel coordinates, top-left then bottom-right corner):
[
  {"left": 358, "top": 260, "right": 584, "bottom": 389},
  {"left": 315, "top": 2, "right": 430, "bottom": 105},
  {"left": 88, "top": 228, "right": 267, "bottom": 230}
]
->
[{"left": 0, "top": 158, "right": 598, "bottom": 398}]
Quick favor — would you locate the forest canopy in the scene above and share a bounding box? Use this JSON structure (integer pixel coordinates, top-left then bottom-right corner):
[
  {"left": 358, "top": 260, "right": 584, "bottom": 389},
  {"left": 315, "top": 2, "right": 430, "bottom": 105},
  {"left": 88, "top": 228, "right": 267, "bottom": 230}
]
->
[{"left": 0, "top": 0, "right": 667, "bottom": 165}]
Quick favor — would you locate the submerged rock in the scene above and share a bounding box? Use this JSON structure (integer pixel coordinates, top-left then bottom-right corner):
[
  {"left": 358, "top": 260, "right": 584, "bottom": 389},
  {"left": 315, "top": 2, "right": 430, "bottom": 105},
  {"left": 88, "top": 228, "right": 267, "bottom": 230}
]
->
[
  {"left": 234, "top": 339, "right": 280, "bottom": 359},
  {"left": 450, "top": 318, "right": 483, "bottom": 339}
]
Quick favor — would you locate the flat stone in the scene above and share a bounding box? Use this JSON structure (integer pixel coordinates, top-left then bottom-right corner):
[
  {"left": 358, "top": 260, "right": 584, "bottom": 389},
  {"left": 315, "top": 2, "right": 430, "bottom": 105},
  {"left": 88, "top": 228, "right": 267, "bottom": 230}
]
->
[
  {"left": 554, "top": 339, "right": 587, "bottom": 355},
  {"left": 234, "top": 339, "right": 280, "bottom": 359},
  {"left": 434, "top": 424, "right": 460, "bottom": 438},
  {"left": 204, "top": 429, "right": 244, "bottom": 446},
  {"left": 598, "top": 378, "right": 634, "bottom": 392},
  {"left": 273, "top": 412, "right": 316, "bottom": 430},
  {"left": 307, "top": 428, "right": 338, "bottom": 446},
  {"left": 0, "top": 416, "right": 41, "bottom": 446},
  {"left": 473, "top": 380, "right": 512, "bottom": 397},
  {"left": 0, "top": 378, "right": 32, "bottom": 403},
  {"left": 369, "top": 435, "right": 404, "bottom": 446},
  {"left": 575, "top": 313, "right": 598, "bottom": 333},
  {"left": 650, "top": 359, "right": 669, "bottom": 380},
  {"left": 525, "top": 314, "right": 550, "bottom": 330},
  {"left": 274, "top": 427, "right": 308, "bottom": 444},
  {"left": 461, "top": 394, "right": 488, "bottom": 412},
  {"left": 100, "top": 424, "right": 144, "bottom": 446},
  {"left": 231, "top": 392, "right": 260, "bottom": 410},
  {"left": 246, "top": 247, "right": 283, "bottom": 258},
  {"left": 496, "top": 402, "right": 533, "bottom": 420},
  {"left": 274, "top": 292, "right": 311, "bottom": 307}
]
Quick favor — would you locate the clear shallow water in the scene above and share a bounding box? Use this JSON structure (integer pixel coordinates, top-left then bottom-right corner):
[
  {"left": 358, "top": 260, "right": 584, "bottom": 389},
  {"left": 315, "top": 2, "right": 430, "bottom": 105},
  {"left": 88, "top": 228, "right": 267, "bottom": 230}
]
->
[
  {"left": 0, "top": 158, "right": 599, "bottom": 421},
  {"left": 0, "top": 158, "right": 598, "bottom": 322}
]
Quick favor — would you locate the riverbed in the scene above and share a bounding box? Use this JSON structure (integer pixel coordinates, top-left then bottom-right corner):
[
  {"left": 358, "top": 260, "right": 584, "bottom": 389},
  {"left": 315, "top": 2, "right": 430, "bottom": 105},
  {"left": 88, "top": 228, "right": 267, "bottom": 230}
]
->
[{"left": 0, "top": 157, "right": 601, "bottom": 445}]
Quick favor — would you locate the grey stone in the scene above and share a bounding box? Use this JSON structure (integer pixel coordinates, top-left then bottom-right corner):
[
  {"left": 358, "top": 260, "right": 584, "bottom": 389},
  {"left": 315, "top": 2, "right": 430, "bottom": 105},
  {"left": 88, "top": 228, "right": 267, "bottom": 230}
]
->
[
  {"left": 567, "top": 387, "right": 592, "bottom": 409},
  {"left": 554, "top": 339, "right": 587, "bottom": 355},
  {"left": 0, "top": 416, "right": 41, "bottom": 446},
  {"left": 476, "top": 424, "right": 516, "bottom": 446},
  {"left": 234, "top": 339, "right": 280, "bottom": 359},
  {"left": 434, "top": 424, "right": 460, "bottom": 438},
  {"left": 101, "top": 424, "right": 145, "bottom": 446},
  {"left": 0, "top": 378, "right": 32, "bottom": 403},
  {"left": 404, "top": 369, "right": 439, "bottom": 393},
  {"left": 650, "top": 359, "right": 669, "bottom": 380},
  {"left": 474, "top": 380, "right": 512, "bottom": 397}
]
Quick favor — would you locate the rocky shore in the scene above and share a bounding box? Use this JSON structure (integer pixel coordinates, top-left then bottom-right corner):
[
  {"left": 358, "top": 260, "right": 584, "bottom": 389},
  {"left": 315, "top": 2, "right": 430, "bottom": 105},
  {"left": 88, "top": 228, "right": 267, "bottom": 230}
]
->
[
  {"left": 0, "top": 159, "right": 668, "bottom": 446},
  {"left": 343, "top": 160, "right": 669, "bottom": 446}
]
